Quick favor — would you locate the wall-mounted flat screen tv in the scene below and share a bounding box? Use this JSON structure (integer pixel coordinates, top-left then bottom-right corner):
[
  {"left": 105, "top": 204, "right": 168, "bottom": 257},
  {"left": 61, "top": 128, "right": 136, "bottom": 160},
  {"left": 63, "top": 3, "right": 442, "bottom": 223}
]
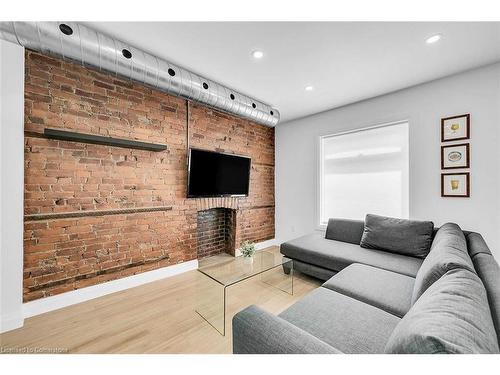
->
[{"left": 187, "top": 148, "right": 251, "bottom": 198}]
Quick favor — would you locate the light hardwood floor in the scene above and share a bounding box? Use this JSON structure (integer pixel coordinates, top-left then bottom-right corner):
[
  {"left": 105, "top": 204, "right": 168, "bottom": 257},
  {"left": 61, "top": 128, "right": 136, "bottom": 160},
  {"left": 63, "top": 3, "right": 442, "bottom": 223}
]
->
[{"left": 0, "top": 247, "right": 320, "bottom": 354}]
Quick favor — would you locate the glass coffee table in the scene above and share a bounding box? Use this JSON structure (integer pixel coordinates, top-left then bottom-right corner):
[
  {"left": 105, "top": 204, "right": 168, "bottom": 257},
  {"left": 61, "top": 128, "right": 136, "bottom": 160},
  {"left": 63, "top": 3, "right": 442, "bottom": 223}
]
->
[{"left": 196, "top": 251, "right": 293, "bottom": 335}]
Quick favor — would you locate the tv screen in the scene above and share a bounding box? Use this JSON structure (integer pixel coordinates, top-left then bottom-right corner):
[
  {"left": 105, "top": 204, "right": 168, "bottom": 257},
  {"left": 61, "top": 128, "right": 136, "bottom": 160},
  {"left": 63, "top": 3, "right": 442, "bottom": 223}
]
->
[{"left": 187, "top": 148, "right": 251, "bottom": 198}]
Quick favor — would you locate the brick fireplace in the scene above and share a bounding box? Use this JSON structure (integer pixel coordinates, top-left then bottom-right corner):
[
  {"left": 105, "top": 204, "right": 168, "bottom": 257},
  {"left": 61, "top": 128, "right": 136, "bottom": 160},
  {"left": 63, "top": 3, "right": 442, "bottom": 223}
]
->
[{"left": 195, "top": 197, "right": 243, "bottom": 258}]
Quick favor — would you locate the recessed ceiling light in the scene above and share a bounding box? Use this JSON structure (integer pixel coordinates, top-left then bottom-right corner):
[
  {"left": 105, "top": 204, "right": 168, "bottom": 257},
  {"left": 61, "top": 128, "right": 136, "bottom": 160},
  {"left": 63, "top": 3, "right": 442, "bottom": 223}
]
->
[
  {"left": 425, "top": 34, "right": 442, "bottom": 44},
  {"left": 305, "top": 85, "right": 314, "bottom": 91},
  {"left": 251, "top": 50, "right": 264, "bottom": 59}
]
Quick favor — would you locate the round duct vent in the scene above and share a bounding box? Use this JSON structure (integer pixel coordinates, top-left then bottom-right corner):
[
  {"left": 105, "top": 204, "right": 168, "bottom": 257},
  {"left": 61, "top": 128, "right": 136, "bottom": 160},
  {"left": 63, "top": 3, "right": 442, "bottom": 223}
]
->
[
  {"left": 122, "top": 49, "right": 132, "bottom": 59},
  {"left": 59, "top": 24, "right": 73, "bottom": 36}
]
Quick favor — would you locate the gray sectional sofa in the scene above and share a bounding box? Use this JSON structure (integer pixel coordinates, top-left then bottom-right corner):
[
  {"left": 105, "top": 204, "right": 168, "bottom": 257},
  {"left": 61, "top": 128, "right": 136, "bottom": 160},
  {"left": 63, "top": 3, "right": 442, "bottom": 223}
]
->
[{"left": 232, "top": 215, "right": 500, "bottom": 354}]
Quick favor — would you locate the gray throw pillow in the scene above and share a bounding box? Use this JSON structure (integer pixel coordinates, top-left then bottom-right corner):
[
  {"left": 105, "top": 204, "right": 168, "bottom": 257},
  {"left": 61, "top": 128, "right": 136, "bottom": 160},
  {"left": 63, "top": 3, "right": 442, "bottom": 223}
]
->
[
  {"left": 385, "top": 268, "right": 499, "bottom": 354},
  {"left": 325, "top": 218, "right": 365, "bottom": 244},
  {"left": 411, "top": 222, "right": 475, "bottom": 304},
  {"left": 360, "top": 214, "right": 434, "bottom": 258}
]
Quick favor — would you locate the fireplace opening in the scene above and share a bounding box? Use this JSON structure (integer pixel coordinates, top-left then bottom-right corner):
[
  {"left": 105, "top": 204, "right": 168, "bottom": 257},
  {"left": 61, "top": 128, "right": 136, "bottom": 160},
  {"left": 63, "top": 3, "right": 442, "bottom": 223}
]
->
[{"left": 196, "top": 208, "right": 237, "bottom": 259}]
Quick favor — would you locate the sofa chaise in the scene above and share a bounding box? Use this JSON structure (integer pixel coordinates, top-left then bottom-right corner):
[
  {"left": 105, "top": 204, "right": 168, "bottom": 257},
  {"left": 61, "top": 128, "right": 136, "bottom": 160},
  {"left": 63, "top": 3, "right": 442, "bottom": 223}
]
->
[{"left": 232, "top": 215, "right": 500, "bottom": 354}]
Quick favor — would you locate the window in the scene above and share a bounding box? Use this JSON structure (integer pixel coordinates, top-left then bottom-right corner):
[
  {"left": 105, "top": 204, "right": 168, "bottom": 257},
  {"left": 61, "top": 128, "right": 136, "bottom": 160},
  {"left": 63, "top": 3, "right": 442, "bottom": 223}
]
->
[{"left": 319, "top": 121, "right": 409, "bottom": 226}]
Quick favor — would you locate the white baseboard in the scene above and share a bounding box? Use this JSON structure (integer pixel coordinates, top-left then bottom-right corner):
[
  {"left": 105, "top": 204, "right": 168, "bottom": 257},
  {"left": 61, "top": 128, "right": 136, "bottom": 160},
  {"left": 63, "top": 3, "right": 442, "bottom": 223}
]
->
[
  {"left": 234, "top": 238, "right": 278, "bottom": 256},
  {"left": 23, "top": 259, "right": 198, "bottom": 319},
  {"left": 255, "top": 238, "right": 278, "bottom": 250},
  {"left": 1, "top": 312, "right": 24, "bottom": 333}
]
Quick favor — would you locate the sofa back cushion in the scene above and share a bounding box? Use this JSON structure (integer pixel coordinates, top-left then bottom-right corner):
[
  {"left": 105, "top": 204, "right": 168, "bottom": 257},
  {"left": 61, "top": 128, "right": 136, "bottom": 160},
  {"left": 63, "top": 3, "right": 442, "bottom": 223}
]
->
[
  {"left": 385, "top": 268, "right": 499, "bottom": 354},
  {"left": 325, "top": 218, "right": 365, "bottom": 244},
  {"left": 411, "top": 223, "right": 474, "bottom": 304},
  {"left": 360, "top": 214, "right": 434, "bottom": 258}
]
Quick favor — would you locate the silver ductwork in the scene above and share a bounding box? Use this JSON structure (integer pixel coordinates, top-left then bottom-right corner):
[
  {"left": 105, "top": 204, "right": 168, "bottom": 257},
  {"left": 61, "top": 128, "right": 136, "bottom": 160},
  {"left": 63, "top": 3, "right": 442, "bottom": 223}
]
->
[{"left": 0, "top": 22, "right": 279, "bottom": 127}]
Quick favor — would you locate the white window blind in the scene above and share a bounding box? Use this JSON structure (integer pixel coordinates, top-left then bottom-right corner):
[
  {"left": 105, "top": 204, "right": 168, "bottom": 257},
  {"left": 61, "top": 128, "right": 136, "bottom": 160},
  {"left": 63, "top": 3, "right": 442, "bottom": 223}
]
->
[{"left": 319, "top": 122, "right": 409, "bottom": 225}]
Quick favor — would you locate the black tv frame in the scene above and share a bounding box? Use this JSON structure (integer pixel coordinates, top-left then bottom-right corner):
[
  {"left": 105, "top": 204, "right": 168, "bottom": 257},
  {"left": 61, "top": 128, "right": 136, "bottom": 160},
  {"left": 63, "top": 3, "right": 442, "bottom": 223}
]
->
[{"left": 187, "top": 148, "right": 251, "bottom": 198}]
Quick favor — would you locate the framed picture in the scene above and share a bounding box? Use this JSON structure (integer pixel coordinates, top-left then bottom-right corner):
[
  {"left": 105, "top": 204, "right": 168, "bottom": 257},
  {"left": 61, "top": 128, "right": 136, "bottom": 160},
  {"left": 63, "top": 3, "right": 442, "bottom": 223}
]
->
[
  {"left": 441, "top": 172, "right": 470, "bottom": 198},
  {"left": 441, "top": 114, "right": 470, "bottom": 142},
  {"left": 441, "top": 143, "right": 470, "bottom": 169}
]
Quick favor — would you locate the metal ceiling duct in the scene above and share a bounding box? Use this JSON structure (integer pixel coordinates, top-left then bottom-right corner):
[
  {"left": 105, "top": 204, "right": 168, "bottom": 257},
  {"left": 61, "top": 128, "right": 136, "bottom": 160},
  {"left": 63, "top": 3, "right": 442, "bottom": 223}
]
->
[{"left": 0, "top": 22, "right": 279, "bottom": 127}]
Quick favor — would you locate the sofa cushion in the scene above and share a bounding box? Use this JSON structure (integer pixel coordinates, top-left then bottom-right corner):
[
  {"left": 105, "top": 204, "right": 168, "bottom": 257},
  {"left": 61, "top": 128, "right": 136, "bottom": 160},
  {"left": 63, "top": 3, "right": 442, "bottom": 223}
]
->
[
  {"left": 411, "top": 223, "right": 475, "bottom": 304},
  {"left": 472, "top": 252, "right": 500, "bottom": 347},
  {"left": 325, "top": 218, "right": 364, "bottom": 244},
  {"left": 279, "top": 287, "right": 400, "bottom": 353},
  {"left": 232, "top": 305, "right": 341, "bottom": 354},
  {"left": 466, "top": 232, "right": 492, "bottom": 257},
  {"left": 280, "top": 232, "right": 423, "bottom": 277},
  {"left": 360, "top": 214, "right": 434, "bottom": 258},
  {"left": 385, "top": 268, "right": 499, "bottom": 354},
  {"left": 322, "top": 263, "right": 415, "bottom": 318}
]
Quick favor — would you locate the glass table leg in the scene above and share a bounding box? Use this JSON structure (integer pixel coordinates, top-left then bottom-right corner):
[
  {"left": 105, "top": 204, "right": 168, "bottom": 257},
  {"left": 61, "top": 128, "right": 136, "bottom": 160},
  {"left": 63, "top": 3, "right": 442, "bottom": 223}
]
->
[
  {"left": 260, "top": 259, "right": 294, "bottom": 295},
  {"left": 195, "top": 272, "right": 226, "bottom": 335}
]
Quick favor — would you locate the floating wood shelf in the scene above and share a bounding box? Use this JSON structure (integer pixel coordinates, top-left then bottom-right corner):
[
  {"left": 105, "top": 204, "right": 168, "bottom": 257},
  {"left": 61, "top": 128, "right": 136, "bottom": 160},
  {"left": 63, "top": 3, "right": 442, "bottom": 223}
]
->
[
  {"left": 24, "top": 206, "right": 173, "bottom": 221},
  {"left": 43, "top": 128, "right": 168, "bottom": 152}
]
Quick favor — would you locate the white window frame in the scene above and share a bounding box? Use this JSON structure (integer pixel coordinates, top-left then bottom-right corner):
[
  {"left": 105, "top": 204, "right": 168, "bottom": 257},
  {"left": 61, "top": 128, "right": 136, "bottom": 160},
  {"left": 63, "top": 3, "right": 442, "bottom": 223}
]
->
[{"left": 316, "top": 120, "right": 410, "bottom": 230}]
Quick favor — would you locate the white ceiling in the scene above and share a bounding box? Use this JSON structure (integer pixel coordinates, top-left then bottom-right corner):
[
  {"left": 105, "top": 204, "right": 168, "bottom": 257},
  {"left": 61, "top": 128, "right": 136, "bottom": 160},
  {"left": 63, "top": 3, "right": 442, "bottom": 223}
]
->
[{"left": 86, "top": 22, "right": 500, "bottom": 123}]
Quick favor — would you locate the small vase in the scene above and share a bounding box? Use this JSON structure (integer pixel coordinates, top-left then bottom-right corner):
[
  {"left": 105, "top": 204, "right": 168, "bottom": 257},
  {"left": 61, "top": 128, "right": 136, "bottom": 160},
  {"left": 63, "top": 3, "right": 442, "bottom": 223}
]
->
[{"left": 243, "top": 256, "right": 254, "bottom": 264}]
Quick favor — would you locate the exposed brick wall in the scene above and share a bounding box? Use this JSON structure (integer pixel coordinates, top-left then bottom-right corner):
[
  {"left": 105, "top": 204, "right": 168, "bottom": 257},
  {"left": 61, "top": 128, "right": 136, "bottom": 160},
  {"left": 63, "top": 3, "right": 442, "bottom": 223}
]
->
[{"left": 23, "top": 50, "right": 275, "bottom": 301}]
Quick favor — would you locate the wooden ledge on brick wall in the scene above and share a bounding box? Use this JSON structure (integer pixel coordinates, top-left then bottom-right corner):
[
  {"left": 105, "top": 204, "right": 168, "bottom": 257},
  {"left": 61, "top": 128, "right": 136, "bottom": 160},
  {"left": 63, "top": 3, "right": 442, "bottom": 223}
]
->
[
  {"left": 24, "top": 206, "right": 173, "bottom": 221},
  {"left": 43, "top": 128, "right": 168, "bottom": 152}
]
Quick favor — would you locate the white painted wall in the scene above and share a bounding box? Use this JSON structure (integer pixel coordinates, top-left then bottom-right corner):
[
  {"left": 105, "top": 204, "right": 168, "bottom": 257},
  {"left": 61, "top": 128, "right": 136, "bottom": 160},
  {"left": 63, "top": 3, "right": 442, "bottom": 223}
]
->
[
  {"left": 276, "top": 63, "right": 500, "bottom": 259},
  {"left": 0, "top": 40, "right": 25, "bottom": 332}
]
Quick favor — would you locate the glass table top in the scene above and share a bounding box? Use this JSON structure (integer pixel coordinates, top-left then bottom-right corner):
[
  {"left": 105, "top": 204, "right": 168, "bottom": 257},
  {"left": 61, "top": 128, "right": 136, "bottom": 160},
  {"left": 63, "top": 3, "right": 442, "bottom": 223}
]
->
[{"left": 197, "top": 250, "right": 292, "bottom": 287}]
